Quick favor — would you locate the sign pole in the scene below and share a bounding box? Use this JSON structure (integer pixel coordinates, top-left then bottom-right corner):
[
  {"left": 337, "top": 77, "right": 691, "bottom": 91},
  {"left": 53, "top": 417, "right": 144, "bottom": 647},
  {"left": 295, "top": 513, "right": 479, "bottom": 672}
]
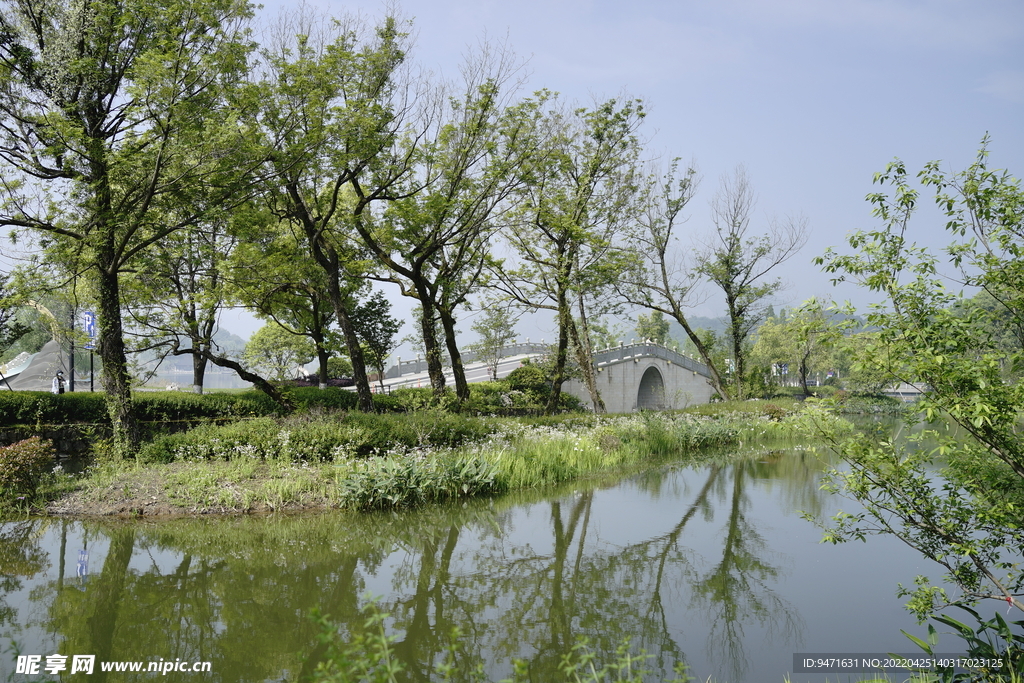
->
[{"left": 83, "top": 311, "right": 97, "bottom": 393}]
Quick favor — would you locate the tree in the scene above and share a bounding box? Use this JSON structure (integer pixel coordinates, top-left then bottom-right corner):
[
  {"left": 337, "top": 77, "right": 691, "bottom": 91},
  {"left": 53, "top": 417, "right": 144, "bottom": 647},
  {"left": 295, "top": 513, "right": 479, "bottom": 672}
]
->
[
  {"left": 230, "top": 214, "right": 341, "bottom": 390},
  {"left": 635, "top": 310, "right": 670, "bottom": 345},
  {"left": 123, "top": 215, "right": 239, "bottom": 393},
  {"left": 499, "top": 97, "right": 645, "bottom": 413},
  {"left": 697, "top": 168, "right": 807, "bottom": 399},
  {"left": 620, "top": 162, "right": 730, "bottom": 399},
  {"left": 0, "top": 274, "right": 29, "bottom": 354},
  {"left": 750, "top": 298, "right": 844, "bottom": 395},
  {"left": 351, "top": 291, "right": 401, "bottom": 391},
  {"left": 243, "top": 323, "right": 315, "bottom": 382},
  {"left": 813, "top": 144, "right": 1024, "bottom": 619},
  {"left": 250, "top": 8, "right": 410, "bottom": 412},
  {"left": 0, "top": 0, "right": 256, "bottom": 454},
  {"left": 357, "top": 45, "right": 529, "bottom": 403},
  {"left": 469, "top": 303, "right": 517, "bottom": 381}
]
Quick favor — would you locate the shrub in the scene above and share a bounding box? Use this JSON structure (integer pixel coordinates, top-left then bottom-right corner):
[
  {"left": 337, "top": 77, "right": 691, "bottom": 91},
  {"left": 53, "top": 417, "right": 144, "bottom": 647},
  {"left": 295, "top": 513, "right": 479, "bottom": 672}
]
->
[
  {"left": 762, "top": 403, "right": 786, "bottom": 421},
  {"left": 0, "top": 437, "right": 55, "bottom": 497},
  {"left": 503, "top": 365, "right": 549, "bottom": 396},
  {"left": 289, "top": 387, "right": 359, "bottom": 412},
  {"left": 137, "top": 412, "right": 501, "bottom": 464},
  {"left": 0, "top": 391, "right": 107, "bottom": 425}
]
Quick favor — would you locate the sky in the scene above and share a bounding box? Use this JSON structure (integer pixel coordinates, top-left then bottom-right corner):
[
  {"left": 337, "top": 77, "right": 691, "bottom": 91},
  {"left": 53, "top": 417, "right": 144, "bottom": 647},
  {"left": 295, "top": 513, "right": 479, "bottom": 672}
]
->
[{"left": 228, "top": 0, "right": 1024, "bottom": 346}]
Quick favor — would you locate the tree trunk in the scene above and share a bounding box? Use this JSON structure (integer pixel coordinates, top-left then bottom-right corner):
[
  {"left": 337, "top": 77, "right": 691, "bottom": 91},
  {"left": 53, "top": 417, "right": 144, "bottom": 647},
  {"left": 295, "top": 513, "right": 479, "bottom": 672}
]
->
[
  {"left": 417, "top": 296, "right": 447, "bottom": 398},
  {"left": 96, "top": 252, "right": 140, "bottom": 458},
  {"left": 545, "top": 285, "right": 571, "bottom": 414},
  {"left": 191, "top": 351, "right": 207, "bottom": 395},
  {"left": 331, "top": 295, "right": 373, "bottom": 411},
  {"left": 438, "top": 306, "right": 470, "bottom": 403},
  {"left": 665, "top": 302, "right": 730, "bottom": 399},
  {"left": 728, "top": 303, "right": 745, "bottom": 400},
  {"left": 570, "top": 297, "right": 606, "bottom": 413}
]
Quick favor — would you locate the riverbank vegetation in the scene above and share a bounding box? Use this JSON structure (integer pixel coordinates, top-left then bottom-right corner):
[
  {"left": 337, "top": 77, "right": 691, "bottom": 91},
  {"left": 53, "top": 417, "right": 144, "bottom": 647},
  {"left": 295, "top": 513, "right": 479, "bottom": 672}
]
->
[{"left": 1, "top": 397, "right": 847, "bottom": 516}]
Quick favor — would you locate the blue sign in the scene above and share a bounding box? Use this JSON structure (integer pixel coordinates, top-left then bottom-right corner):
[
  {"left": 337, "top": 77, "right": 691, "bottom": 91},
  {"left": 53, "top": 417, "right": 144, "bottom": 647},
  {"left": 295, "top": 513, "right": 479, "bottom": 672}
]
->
[{"left": 83, "top": 311, "right": 97, "bottom": 350}]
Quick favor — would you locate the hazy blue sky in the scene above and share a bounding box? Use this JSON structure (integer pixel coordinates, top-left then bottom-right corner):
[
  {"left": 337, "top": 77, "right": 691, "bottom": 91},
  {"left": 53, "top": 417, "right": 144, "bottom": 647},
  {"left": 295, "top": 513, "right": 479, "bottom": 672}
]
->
[{"left": 241, "top": 0, "right": 1024, "bottom": 344}]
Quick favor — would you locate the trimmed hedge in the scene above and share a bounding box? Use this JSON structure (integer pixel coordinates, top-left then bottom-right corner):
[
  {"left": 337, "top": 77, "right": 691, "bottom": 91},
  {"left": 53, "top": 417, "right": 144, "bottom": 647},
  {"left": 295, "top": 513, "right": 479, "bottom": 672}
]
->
[
  {"left": 0, "top": 387, "right": 366, "bottom": 426},
  {"left": 138, "top": 412, "right": 500, "bottom": 464}
]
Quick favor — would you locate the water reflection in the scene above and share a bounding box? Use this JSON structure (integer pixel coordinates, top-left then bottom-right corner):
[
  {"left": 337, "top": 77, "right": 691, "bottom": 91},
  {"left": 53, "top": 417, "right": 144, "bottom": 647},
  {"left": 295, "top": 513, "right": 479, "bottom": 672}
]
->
[{"left": 0, "top": 448, "right": 926, "bottom": 682}]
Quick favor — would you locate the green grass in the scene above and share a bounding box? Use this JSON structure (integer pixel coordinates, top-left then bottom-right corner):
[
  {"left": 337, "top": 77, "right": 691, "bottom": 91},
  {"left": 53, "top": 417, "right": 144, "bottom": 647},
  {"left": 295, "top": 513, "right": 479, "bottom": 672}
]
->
[{"left": 23, "top": 403, "right": 847, "bottom": 515}]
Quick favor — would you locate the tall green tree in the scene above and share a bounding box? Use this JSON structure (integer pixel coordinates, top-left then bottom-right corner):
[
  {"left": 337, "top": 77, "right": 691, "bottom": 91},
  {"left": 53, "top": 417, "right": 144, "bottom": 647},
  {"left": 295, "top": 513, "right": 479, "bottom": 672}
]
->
[
  {"left": 230, "top": 215, "right": 340, "bottom": 389},
  {"left": 0, "top": 273, "right": 29, "bottom": 355},
  {"left": 814, "top": 144, "right": 1024, "bottom": 618},
  {"left": 499, "top": 97, "right": 645, "bottom": 413},
  {"left": 242, "top": 323, "right": 315, "bottom": 382},
  {"left": 0, "top": 0, "right": 256, "bottom": 453},
  {"left": 635, "top": 310, "right": 670, "bottom": 345},
  {"left": 469, "top": 302, "right": 517, "bottom": 381},
  {"left": 697, "top": 167, "right": 806, "bottom": 399},
  {"left": 351, "top": 291, "right": 400, "bottom": 392},
  {"left": 357, "top": 46, "right": 530, "bottom": 403},
  {"left": 123, "top": 215, "right": 239, "bottom": 393},
  {"left": 621, "top": 162, "right": 729, "bottom": 399},
  {"left": 750, "top": 298, "right": 844, "bottom": 395},
  {"left": 250, "top": 8, "right": 410, "bottom": 412}
]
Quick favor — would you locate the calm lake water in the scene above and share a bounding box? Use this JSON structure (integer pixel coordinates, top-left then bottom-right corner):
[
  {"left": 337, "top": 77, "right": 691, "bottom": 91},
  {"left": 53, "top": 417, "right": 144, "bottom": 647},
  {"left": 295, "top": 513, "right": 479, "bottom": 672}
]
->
[{"left": 1, "top": 435, "right": 956, "bottom": 682}]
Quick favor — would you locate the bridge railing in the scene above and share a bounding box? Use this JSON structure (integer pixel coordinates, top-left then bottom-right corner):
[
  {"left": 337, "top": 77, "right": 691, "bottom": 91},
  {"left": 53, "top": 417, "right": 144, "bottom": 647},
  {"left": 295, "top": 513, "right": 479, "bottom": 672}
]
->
[
  {"left": 593, "top": 342, "right": 712, "bottom": 378},
  {"left": 384, "top": 342, "right": 551, "bottom": 379}
]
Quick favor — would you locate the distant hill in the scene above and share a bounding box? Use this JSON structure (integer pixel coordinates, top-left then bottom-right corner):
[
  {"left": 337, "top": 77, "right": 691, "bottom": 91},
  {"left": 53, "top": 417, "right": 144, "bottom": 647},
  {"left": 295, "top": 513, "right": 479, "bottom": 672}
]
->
[
  {"left": 135, "top": 327, "right": 248, "bottom": 373},
  {"left": 668, "top": 316, "right": 728, "bottom": 343}
]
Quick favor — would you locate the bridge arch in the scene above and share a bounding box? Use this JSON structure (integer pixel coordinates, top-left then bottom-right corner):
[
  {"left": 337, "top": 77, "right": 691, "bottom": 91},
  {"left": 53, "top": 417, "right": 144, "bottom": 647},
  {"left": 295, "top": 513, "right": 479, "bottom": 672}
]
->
[{"left": 637, "top": 365, "right": 666, "bottom": 410}]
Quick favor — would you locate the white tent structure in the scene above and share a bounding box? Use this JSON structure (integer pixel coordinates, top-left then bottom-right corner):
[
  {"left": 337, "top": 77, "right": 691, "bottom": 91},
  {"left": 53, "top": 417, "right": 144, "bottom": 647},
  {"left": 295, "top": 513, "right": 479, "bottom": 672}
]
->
[{"left": 0, "top": 340, "right": 71, "bottom": 391}]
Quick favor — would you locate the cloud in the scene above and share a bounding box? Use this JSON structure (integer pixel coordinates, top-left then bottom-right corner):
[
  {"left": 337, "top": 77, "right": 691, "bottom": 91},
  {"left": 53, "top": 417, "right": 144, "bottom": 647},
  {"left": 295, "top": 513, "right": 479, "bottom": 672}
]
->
[{"left": 977, "top": 71, "right": 1024, "bottom": 104}]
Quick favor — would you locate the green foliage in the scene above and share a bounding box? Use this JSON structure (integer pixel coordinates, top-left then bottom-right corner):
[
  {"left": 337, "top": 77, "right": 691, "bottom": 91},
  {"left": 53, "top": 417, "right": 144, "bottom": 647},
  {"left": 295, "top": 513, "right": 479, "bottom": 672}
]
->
[
  {"left": 503, "top": 364, "right": 550, "bottom": 396},
  {"left": 353, "top": 291, "right": 402, "bottom": 385},
  {"left": 0, "top": 273, "right": 29, "bottom": 354},
  {"left": 327, "top": 357, "right": 354, "bottom": 379},
  {"left": 635, "top": 310, "right": 670, "bottom": 345},
  {"left": 244, "top": 323, "right": 316, "bottom": 382},
  {"left": 903, "top": 607, "right": 1024, "bottom": 682},
  {"left": 469, "top": 305, "right": 518, "bottom": 381},
  {"left": 695, "top": 168, "right": 807, "bottom": 399},
  {"left": 751, "top": 298, "right": 846, "bottom": 395},
  {"left": 814, "top": 143, "right": 1024, "bottom": 618},
  {"left": 337, "top": 452, "right": 497, "bottom": 510},
  {"left": 138, "top": 412, "right": 499, "bottom": 464},
  {"left": 0, "top": 390, "right": 284, "bottom": 427},
  {"left": 0, "top": 437, "right": 55, "bottom": 498},
  {"left": 0, "top": 391, "right": 108, "bottom": 425}
]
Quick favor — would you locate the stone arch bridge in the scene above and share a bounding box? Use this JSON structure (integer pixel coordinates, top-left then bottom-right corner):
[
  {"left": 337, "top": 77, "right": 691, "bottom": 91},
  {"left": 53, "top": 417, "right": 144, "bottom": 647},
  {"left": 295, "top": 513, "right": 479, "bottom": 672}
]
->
[{"left": 384, "top": 341, "right": 715, "bottom": 412}]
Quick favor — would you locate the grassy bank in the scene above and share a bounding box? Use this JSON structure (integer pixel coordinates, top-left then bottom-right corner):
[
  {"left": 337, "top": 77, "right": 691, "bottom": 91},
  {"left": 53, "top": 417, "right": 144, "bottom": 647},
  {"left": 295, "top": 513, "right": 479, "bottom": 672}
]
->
[{"left": 3, "top": 402, "right": 844, "bottom": 516}]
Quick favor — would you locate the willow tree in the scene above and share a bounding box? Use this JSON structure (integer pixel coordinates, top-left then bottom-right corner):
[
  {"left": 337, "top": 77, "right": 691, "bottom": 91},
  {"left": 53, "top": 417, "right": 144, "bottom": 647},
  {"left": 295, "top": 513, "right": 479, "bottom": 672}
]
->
[{"left": 0, "top": 0, "right": 256, "bottom": 453}]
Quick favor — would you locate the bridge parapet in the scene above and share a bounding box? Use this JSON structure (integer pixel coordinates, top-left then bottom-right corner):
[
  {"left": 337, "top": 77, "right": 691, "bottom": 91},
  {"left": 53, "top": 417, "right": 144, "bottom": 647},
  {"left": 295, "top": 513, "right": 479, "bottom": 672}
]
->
[
  {"left": 385, "top": 341, "right": 551, "bottom": 379},
  {"left": 594, "top": 342, "right": 712, "bottom": 378}
]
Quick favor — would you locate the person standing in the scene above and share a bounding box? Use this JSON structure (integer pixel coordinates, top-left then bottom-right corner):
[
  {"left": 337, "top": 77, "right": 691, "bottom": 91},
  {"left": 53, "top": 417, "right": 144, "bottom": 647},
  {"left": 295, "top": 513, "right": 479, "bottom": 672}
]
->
[{"left": 51, "top": 370, "right": 65, "bottom": 394}]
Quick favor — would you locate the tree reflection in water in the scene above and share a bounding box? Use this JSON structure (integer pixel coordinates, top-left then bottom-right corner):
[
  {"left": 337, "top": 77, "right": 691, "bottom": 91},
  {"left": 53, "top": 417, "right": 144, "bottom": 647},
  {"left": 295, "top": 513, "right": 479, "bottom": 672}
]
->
[{"left": 1, "top": 449, "right": 826, "bottom": 682}]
